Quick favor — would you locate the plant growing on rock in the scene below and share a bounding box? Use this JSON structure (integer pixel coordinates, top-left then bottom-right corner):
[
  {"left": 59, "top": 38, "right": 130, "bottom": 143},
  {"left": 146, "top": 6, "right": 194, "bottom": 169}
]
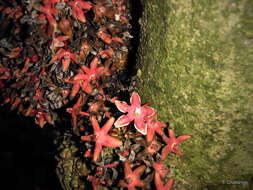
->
[{"left": 0, "top": 0, "right": 191, "bottom": 189}]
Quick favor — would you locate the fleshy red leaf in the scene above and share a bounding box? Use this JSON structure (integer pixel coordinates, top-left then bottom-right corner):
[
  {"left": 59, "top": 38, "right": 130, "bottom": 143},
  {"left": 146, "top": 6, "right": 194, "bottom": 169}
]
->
[
  {"left": 161, "top": 145, "right": 171, "bottom": 160},
  {"left": 101, "top": 117, "right": 115, "bottom": 134},
  {"left": 93, "top": 143, "right": 102, "bottom": 162},
  {"left": 102, "top": 135, "right": 122, "bottom": 148},
  {"left": 176, "top": 135, "right": 191, "bottom": 143}
]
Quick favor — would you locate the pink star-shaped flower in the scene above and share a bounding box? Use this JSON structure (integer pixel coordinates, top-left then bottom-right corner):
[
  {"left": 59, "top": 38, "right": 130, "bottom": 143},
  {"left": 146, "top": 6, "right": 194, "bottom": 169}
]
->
[
  {"left": 154, "top": 172, "right": 173, "bottom": 190},
  {"left": 114, "top": 92, "right": 155, "bottom": 135},
  {"left": 161, "top": 129, "right": 191, "bottom": 159},
  {"left": 81, "top": 116, "right": 122, "bottom": 162},
  {"left": 119, "top": 162, "right": 145, "bottom": 190},
  {"left": 145, "top": 114, "right": 166, "bottom": 143},
  {"left": 69, "top": 0, "right": 92, "bottom": 23}
]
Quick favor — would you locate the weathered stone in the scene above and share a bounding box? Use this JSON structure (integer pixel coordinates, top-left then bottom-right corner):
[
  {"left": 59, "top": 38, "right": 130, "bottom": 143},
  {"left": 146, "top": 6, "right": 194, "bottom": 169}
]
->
[{"left": 137, "top": 0, "right": 253, "bottom": 189}]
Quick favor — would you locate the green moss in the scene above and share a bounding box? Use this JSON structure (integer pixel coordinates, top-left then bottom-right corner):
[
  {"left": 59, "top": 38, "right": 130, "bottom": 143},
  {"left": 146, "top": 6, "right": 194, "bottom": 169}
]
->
[
  {"left": 137, "top": 0, "right": 253, "bottom": 189},
  {"left": 55, "top": 136, "right": 88, "bottom": 190}
]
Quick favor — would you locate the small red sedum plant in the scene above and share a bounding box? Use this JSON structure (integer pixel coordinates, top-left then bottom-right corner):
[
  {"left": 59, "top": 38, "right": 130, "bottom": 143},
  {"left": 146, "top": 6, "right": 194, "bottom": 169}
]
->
[{"left": 80, "top": 91, "right": 191, "bottom": 190}]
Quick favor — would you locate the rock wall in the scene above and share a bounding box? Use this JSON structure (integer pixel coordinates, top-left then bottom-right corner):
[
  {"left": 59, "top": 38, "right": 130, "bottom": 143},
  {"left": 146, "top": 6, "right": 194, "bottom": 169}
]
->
[{"left": 137, "top": 0, "right": 253, "bottom": 189}]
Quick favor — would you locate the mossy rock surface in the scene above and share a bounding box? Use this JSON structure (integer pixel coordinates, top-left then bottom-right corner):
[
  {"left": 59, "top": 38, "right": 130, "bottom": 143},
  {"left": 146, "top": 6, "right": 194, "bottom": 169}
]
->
[{"left": 137, "top": 0, "right": 253, "bottom": 189}]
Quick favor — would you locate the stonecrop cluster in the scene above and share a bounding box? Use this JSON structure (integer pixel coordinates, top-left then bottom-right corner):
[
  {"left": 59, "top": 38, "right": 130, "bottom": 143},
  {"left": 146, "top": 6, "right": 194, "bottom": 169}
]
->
[
  {"left": 0, "top": 0, "right": 191, "bottom": 189},
  {"left": 0, "top": 0, "right": 131, "bottom": 129},
  {"left": 79, "top": 92, "right": 191, "bottom": 189}
]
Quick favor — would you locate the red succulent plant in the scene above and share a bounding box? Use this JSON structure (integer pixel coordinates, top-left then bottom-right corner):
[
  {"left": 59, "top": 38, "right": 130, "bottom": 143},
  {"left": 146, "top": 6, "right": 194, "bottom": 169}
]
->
[
  {"left": 145, "top": 139, "right": 161, "bottom": 155},
  {"left": 0, "top": 64, "right": 11, "bottom": 80},
  {"left": 65, "top": 56, "right": 105, "bottom": 97},
  {"left": 153, "top": 162, "right": 168, "bottom": 179},
  {"left": 145, "top": 113, "right": 166, "bottom": 143},
  {"left": 67, "top": 94, "right": 86, "bottom": 134},
  {"left": 97, "top": 27, "right": 124, "bottom": 44},
  {"left": 69, "top": 0, "right": 92, "bottom": 23},
  {"left": 161, "top": 129, "right": 191, "bottom": 159},
  {"left": 50, "top": 36, "right": 69, "bottom": 50},
  {"left": 7, "top": 47, "right": 22, "bottom": 58},
  {"left": 35, "top": 110, "right": 53, "bottom": 128},
  {"left": 39, "top": 3, "right": 61, "bottom": 26},
  {"left": 51, "top": 48, "right": 78, "bottom": 72},
  {"left": 119, "top": 162, "right": 146, "bottom": 190},
  {"left": 65, "top": 69, "right": 90, "bottom": 98},
  {"left": 81, "top": 116, "right": 122, "bottom": 162},
  {"left": 154, "top": 172, "right": 173, "bottom": 190},
  {"left": 80, "top": 57, "right": 106, "bottom": 82}
]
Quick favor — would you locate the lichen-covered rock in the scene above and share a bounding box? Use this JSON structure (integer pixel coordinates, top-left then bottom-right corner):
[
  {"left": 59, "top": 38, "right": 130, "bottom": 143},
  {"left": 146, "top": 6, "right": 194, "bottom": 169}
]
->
[
  {"left": 137, "top": 0, "right": 253, "bottom": 189},
  {"left": 55, "top": 136, "right": 88, "bottom": 190}
]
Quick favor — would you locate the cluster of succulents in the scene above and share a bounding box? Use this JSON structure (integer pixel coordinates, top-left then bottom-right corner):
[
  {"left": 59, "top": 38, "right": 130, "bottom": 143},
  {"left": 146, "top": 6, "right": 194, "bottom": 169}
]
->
[
  {"left": 55, "top": 92, "right": 191, "bottom": 190},
  {"left": 0, "top": 0, "right": 131, "bottom": 128},
  {"left": 0, "top": 0, "right": 191, "bottom": 189}
]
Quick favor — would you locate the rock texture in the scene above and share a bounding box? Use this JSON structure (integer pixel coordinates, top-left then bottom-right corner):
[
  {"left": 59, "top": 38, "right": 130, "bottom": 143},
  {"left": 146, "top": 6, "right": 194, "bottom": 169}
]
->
[{"left": 137, "top": 0, "right": 253, "bottom": 189}]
